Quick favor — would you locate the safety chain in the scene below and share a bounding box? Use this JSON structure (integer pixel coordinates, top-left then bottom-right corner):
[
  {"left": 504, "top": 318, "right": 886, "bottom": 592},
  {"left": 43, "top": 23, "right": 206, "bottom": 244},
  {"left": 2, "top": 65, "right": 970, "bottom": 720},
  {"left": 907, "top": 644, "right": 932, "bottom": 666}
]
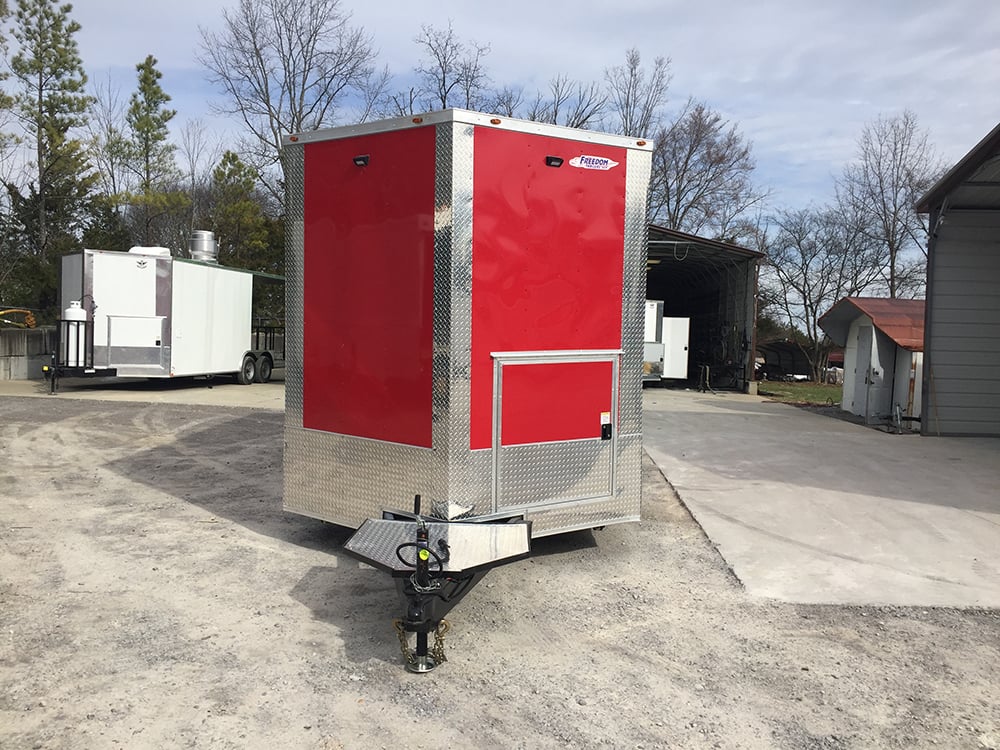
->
[
  {"left": 391, "top": 618, "right": 451, "bottom": 667},
  {"left": 431, "top": 619, "right": 450, "bottom": 665},
  {"left": 392, "top": 619, "right": 415, "bottom": 667}
]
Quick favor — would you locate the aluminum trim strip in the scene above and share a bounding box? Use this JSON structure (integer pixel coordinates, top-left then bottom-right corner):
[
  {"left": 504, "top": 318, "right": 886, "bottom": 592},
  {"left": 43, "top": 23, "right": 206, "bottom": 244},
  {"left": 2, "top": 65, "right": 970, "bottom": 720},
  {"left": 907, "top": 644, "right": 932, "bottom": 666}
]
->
[
  {"left": 284, "top": 109, "right": 654, "bottom": 152},
  {"left": 491, "top": 349, "right": 623, "bottom": 361}
]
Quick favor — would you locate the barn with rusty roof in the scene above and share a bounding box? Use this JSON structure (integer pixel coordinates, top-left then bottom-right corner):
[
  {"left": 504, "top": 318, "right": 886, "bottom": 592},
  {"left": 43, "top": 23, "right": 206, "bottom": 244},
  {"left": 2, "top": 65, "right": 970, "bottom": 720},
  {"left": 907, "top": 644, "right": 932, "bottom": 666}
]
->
[{"left": 819, "top": 297, "right": 925, "bottom": 428}]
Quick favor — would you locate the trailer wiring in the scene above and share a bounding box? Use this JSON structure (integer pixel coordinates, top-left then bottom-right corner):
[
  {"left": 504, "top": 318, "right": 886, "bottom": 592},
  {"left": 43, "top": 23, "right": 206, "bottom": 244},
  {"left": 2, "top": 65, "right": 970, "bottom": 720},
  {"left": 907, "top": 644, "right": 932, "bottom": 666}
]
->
[{"left": 394, "top": 538, "right": 478, "bottom": 602}]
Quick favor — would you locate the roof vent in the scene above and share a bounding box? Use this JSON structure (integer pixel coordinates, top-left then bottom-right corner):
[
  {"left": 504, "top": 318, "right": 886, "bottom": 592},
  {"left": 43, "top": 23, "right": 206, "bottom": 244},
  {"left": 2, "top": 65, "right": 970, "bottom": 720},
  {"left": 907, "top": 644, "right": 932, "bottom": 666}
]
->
[{"left": 189, "top": 230, "right": 219, "bottom": 263}]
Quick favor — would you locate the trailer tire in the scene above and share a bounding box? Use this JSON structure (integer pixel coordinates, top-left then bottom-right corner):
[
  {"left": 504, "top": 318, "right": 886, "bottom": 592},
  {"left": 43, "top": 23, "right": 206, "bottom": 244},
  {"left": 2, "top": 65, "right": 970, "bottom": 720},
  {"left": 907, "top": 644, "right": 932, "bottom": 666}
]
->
[
  {"left": 236, "top": 354, "right": 256, "bottom": 385},
  {"left": 255, "top": 355, "right": 273, "bottom": 383}
]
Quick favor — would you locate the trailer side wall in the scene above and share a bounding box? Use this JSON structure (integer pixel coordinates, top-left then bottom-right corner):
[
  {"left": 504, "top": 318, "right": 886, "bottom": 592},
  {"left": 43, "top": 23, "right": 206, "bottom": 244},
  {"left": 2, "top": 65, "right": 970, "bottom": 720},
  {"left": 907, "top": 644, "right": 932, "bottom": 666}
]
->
[
  {"left": 302, "top": 126, "right": 436, "bottom": 447},
  {"left": 170, "top": 260, "right": 252, "bottom": 376}
]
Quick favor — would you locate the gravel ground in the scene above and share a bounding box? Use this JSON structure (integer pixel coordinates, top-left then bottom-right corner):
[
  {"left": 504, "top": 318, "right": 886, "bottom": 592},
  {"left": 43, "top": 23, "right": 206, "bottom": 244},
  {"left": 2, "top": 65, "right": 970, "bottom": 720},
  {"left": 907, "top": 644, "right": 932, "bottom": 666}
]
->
[{"left": 1, "top": 395, "right": 998, "bottom": 749}]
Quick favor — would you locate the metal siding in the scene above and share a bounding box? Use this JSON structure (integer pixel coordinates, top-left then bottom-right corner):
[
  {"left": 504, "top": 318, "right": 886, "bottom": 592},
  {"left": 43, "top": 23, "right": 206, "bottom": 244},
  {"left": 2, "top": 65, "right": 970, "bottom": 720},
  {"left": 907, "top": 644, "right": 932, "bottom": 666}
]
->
[
  {"left": 931, "top": 390, "right": 1000, "bottom": 408},
  {"left": 282, "top": 113, "right": 651, "bottom": 532},
  {"left": 301, "top": 128, "right": 437, "bottom": 447},
  {"left": 439, "top": 122, "right": 493, "bottom": 516},
  {"left": 282, "top": 129, "right": 446, "bottom": 526},
  {"left": 926, "top": 210, "right": 1000, "bottom": 435},
  {"left": 170, "top": 261, "right": 252, "bottom": 376},
  {"left": 468, "top": 127, "right": 627, "bottom": 450},
  {"left": 500, "top": 361, "right": 613, "bottom": 444}
]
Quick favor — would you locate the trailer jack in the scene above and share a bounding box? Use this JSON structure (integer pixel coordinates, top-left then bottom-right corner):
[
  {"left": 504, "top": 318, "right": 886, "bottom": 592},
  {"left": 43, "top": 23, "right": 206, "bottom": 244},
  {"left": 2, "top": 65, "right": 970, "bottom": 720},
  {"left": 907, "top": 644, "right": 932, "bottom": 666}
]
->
[{"left": 343, "top": 497, "right": 531, "bottom": 673}]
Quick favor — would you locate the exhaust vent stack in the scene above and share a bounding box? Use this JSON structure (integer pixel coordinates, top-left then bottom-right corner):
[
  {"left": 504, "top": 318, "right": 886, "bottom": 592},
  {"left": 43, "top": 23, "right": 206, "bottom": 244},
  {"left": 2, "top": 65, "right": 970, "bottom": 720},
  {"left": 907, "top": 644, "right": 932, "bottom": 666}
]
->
[{"left": 189, "top": 230, "right": 219, "bottom": 263}]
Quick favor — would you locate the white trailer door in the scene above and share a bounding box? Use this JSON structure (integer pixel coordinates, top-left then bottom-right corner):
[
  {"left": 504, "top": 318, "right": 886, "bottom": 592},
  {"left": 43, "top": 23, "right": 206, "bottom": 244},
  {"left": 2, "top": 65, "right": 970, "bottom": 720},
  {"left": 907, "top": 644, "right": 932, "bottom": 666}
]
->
[
  {"left": 661, "top": 317, "right": 690, "bottom": 379},
  {"left": 171, "top": 261, "right": 253, "bottom": 376}
]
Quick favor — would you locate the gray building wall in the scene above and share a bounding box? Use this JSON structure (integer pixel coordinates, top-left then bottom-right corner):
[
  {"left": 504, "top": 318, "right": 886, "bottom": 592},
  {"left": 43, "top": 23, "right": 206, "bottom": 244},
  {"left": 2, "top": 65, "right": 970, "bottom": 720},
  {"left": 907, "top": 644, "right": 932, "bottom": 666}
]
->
[
  {"left": 924, "top": 211, "right": 1000, "bottom": 435},
  {"left": 0, "top": 328, "right": 55, "bottom": 380}
]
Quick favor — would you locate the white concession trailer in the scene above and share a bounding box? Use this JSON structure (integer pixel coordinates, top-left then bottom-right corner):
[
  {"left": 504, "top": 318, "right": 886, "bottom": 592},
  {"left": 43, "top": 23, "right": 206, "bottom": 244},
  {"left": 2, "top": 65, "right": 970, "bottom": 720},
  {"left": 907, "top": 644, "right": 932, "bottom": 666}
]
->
[{"left": 54, "top": 233, "right": 283, "bottom": 386}]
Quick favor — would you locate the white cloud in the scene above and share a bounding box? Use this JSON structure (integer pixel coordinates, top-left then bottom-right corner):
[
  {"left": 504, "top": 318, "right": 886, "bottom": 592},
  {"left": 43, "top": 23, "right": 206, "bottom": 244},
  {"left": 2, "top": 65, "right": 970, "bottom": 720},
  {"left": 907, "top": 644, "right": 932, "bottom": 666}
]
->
[{"left": 69, "top": 0, "right": 1000, "bottom": 208}]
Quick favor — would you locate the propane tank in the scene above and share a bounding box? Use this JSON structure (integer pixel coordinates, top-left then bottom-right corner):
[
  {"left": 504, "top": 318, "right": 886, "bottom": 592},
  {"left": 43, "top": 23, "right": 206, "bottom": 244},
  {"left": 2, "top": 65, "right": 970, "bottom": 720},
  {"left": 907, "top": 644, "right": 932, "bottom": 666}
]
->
[{"left": 63, "top": 301, "right": 87, "bottom": 367}]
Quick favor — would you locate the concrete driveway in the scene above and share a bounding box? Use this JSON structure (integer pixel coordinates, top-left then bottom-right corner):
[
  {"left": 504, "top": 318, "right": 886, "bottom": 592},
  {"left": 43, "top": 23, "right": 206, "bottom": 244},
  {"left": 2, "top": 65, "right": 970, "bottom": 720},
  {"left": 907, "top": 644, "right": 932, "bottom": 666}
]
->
[{"left": 642, "top": 388, "right": 1000, "bottom": 607}]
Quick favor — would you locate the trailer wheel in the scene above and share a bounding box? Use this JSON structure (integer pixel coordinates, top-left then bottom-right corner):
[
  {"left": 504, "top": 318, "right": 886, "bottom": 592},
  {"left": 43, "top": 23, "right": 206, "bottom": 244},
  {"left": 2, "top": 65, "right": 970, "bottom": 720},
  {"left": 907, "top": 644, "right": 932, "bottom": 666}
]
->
[
  {"left": 255, "top": 355, "right": 273, "bottom": 383},
  {"left": 236, "top": 354, "right": 256, "bottom": 385}
]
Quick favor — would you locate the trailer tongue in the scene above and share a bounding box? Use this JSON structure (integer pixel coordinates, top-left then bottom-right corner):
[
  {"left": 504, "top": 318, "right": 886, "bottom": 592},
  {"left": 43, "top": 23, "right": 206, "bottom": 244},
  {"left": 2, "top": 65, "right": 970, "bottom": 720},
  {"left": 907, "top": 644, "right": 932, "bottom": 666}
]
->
[{"left": 343, "top": 496, "right": 530, "bottom": 673}]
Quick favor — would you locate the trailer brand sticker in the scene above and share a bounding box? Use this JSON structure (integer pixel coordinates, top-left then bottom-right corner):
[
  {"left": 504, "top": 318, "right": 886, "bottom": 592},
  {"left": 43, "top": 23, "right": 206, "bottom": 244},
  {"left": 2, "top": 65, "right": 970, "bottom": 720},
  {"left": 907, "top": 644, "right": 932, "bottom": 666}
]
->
[
  {"left": 136, "top": 260, "right": 148, "bottom": 269},
  {"left": 600, "top": 411, "right": 612, "bottom": 425},
  {"left": 569, "top": 155, "right": 619, "bottom": 171}
]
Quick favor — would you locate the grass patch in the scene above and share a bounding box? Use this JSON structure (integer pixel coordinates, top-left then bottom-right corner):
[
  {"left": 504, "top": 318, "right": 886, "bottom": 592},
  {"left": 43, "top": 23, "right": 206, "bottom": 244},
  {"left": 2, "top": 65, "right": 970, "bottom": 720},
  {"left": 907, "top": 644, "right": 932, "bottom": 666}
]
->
[{"left": 757, "top": 380, "right": 841, "bottom": 406}]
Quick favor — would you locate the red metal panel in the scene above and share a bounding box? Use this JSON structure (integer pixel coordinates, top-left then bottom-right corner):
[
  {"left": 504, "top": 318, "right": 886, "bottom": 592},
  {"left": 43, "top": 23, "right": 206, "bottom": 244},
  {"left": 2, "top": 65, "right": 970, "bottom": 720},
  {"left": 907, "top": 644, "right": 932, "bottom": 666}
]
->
[
  {"left": 501, "top": 362, "right": 613, "bottom": 445},
  {"left": 302, "top": 126, "right": 436, "bottom": 447},
  {"left": 470, "top": 127, "right": 627, "bottom": 449}
]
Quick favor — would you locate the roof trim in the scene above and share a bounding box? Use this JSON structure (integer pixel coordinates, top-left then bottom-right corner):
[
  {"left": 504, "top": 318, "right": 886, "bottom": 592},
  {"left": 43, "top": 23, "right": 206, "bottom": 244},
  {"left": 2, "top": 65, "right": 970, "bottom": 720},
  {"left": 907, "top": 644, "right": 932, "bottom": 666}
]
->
[
  {"left": 916, "top": 121, "right": 1000, "bottom": 213},
  {"left": 647, "top": 224, "right": 763, "bottom": 259}
]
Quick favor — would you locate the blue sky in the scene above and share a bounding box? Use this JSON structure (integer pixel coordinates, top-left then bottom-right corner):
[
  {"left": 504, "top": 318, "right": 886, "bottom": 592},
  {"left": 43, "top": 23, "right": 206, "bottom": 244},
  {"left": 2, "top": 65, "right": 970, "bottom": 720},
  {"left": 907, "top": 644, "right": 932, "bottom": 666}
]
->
[{"left": 72, "top": 0, "right": 1000, "bottom": 209}]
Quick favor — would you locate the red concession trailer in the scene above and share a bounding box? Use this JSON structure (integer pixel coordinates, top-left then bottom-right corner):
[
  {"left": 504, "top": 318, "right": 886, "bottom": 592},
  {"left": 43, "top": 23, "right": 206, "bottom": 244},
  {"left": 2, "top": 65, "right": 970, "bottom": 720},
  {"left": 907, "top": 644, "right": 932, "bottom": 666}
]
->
[{"left": 282, "top": 110, "right": 652, "bottom": 537}]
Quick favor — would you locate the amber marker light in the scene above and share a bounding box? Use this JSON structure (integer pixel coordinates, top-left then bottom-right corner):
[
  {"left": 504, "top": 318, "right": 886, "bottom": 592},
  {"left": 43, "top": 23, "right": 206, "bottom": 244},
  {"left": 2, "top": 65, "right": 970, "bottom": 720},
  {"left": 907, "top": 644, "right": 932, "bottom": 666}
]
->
[
  {"left": 289, "top": 135, "right": 299, "bottom": 142},
  {"left": 490, "top": 118, "right": 501, "bottom": 125},
  {"left": 412, "top": 117, "right": 424, "bottom": 124},
  {"left": 636, "top": 140, "right": 647, "bottom": 146}
]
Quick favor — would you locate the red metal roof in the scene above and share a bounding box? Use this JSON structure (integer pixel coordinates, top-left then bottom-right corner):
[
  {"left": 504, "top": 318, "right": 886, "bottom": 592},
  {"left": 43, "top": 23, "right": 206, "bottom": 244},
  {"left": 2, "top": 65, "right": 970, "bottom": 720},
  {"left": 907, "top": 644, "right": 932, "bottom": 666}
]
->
[{"left": 818, "top": 297, "right": 925, "bottom": 351}]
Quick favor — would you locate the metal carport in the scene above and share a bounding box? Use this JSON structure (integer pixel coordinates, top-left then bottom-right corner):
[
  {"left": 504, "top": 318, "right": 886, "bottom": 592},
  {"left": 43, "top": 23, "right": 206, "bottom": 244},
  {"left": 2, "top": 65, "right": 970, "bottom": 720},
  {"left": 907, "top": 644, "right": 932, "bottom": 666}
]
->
[{"left": 645, "top": 225, "right": 762, "bottom": 391}]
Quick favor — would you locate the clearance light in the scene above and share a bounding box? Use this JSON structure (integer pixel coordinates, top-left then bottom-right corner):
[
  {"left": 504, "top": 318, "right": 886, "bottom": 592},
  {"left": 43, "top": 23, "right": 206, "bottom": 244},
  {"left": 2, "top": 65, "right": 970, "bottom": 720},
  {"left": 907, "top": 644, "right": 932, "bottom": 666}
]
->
[
  {"left": 289, "top": 135, "right": 299, "bottom": 142},
  {"left": 636, "top": 140, "right": 647, "bottom": 146},
  {"left": 490, "top": 118, "right": 502, "bottom": 125},
  {"left": 545, "top": 156, "right": 564, "bottom": 168},
  {"left": 353, "top": 154, "right": 370, "bottom": 167},
  {"left": 412, "top": 117, "right": 424, "bottom": 124}
]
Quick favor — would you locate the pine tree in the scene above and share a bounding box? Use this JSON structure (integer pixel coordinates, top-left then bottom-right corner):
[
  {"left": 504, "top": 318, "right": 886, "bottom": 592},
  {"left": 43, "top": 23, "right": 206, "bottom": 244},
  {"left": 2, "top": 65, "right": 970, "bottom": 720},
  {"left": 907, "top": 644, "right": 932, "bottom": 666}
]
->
[
  {"left": 9, "top": 0, "right": 94, "bottom": 260},
  {"left": 209, "top": 151, "right": 270, "bottom": 270},
  {"left": 124, "top": 55, "right": 189, "bottom": 246}
]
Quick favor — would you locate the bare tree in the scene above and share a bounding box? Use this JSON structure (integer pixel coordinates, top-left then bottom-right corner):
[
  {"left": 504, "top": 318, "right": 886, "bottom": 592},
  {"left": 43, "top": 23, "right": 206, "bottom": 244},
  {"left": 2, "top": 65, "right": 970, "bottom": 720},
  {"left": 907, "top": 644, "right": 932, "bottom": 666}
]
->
[
  {"left": 177, "top": 118, "right": 222, "bottom": 232},
  {"left": 354, "top": 65, "right": 391, "bottom": 123},
  {"left": 413, "top": 21, "right": 491, "bottom": 111},
  {"left": 487, "top": 85, "right": 524, "bottom": 117},
  {"left": 525, "top": 74, "right": 606, "bottom": 129},
  {"left": 650, "top": 98, "right": 769, "bottom": 244},
  {"left": 198, "top": 0, "right": 378, "bottom": 196},
  {"left": 761, "top": 206, "right": 887, "bottom": 380},
  {"left": 604, "top": 48, "right": 670, "bottom": 137},
  {"left": 86, "top": 73, "right": 131, "bottom": 203},
  {"left": 837, "top": 110, "right": 945, "bottom": 298},
  {"left": 383, "top": 87, "right": 421, "bottom": 118}
]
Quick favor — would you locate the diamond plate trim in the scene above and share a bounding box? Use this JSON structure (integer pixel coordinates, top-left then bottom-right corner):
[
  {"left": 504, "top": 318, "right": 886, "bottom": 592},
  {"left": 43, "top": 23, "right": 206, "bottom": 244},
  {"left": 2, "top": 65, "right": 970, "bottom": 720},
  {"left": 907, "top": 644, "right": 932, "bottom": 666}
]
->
[
  {"left": 281, "top": 116, "right": 649, "bottom": 536},
  {"left": 620, "top": 148, "right": 652, "bottom": 435},
  {"left": 281, "top": 143, "right": 305, "bottom": 428},
  {"left": 344, "top": 519, "right": 530, "bottom": 574},
  {"left": 497, "top": 440, "right": 613, "bottom": 508}
]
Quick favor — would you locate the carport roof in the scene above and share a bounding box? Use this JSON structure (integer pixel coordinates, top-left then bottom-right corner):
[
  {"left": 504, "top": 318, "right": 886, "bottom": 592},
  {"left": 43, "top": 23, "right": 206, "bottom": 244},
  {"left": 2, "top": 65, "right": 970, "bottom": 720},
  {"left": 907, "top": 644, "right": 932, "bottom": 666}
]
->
[
  {"left": 917, "top": 121, "right": 1000, "bottom": 213},
  {"left": 647, "top": 225, "right": 762, "bottom": 264},
  {"left": 819, "top": 297, "right": 925, "bottom": 351}
]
